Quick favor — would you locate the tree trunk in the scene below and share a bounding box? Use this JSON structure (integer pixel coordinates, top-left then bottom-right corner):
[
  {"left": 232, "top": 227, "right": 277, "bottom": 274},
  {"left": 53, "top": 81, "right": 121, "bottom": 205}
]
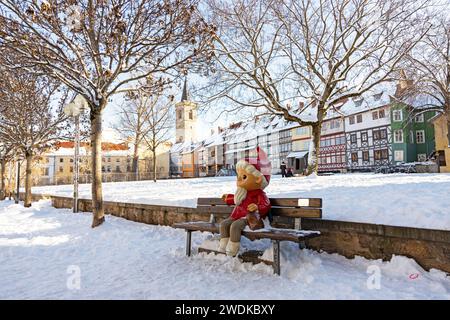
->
[
  {"left": 306, "top": 123, "right": 322, "bottom": 176},
  {"left": 24, "top": 150, "right": 33, "bottom": 207},
  {"left": 0, "top": 158, "right": 6, "bottom": 201},
  {"left": 132, "top": 142, "right": 139, "bottom": 177},
  {"left": 152, "top": 148, "right": 157, "bottom": 183},
  {"left": 90, "top": 107, "right": 105, "bottom": 228}
]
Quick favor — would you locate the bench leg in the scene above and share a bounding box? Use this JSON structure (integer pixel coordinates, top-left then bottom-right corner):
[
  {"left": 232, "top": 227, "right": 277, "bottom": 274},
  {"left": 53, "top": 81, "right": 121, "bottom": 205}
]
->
[
  {"left": 272, "top": 240, "right": 280, "bottom": 276},
  {"left": 186, "top": 230, "right": 192, "bottom": 257},
  {"left": 299, "top": 240, "right": 306, "bottom": 249}
]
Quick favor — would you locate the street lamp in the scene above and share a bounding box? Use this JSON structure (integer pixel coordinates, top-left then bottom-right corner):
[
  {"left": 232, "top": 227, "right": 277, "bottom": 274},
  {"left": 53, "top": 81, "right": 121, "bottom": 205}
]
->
[{"left": 64, "top": 94, "right": 88, "bottom": 213}]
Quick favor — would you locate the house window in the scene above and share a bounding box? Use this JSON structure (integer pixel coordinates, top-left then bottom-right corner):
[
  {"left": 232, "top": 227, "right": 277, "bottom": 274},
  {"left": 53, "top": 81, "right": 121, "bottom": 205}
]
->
[
  {"left": 116, "top": 158, "right": 120, "bottom": 163},
  {"left": 349, "top": 116, "right": 355, "bottom": 125},
  {"left": 351, "top": 153, "right": 358, "bottom": 163},
  {"left": 394, "top": 150, "right": 404, "bottom": 162},
  {"left": 394, "top": 130, "right": 403, "bottom": 143},
  {"left": 189, "top": 110, "right": 193, "bottom": 120},
  {"left": 379, "top": 109, "right": 385, "bottom": 118},
  {"left": 60, "top": 158, "right": 64, "bottom": 163},
  {"left": 372, "top": 111, "right": 378, "bottom": 120},
  {"left": 70, "top": 158, "right": 74, "bottom": 163},
  {"left": 70, "top": 166, "right": 74, "bottom": 173},
  {"left": 361, "top": 132, "right": 368, "bottom": 142},
  {"left": 417, "top": 154, "right": 427, "bottom": 162},
  {"left": 350, "top": 133, "right": 357, "bottom": 143},
  {"left": 380, "top": 129, "right": 387, "bottom": 139},
  {"left": 178, "top": 110, "right": 182, "bottom": 120},
  {"left": 393, "top": 110, "right": 402, "bottom": 122},
  {"left": 296, "top": 127, "right": 309, "bottom": 135},
  {"left": 373, "top": 130, "right": 380, "bottom": 140},
  {"left": 374, "top": 150, "right": 381, "bottom": 160},
  {"left": 108, "top": 157, "right": 111, "bottom": 162},
  {"left": 357, "top": 114, "right": 363, "bottom": 123},
  {"left": 415, "top": 114, "right": 424, "bottom": 123},
  {"left": 375, "top": 149, "right": 388, "bottom": 160},
  {"left": 416, "top": 130, "right": 425, "bottom": 144},
  {"left": 102, "top": 166, "right": 105, "bottom": 172},
  {"left": 363, "top": 151, "right": 369, "bottom": 161},
  {"left": 116, "top": 166, "right": 121, "bottom": 173},
  {"left": 59, "top": 166, "right": 64, "bottom": 173},
  {"left": 107, "top": 166, "right": 111, "bottom": 172},
  {"left": 410, "top": 130, "right": 414, "bottom": 144}
]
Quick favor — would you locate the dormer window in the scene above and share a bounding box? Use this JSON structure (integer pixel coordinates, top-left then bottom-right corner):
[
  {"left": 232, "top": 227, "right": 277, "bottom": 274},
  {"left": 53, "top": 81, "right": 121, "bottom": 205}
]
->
[
  {"left": 374, "top": 93, "right": 383, "bottom": 100},
  {"left": 354, "top": 99, "right": 364, "bottom": 107}
]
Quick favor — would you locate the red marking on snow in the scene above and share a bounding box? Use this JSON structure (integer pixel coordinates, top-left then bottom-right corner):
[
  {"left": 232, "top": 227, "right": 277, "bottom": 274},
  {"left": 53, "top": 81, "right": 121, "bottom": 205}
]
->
[{"left": 409, "top": 273, "right": 419, "bottom": 280}]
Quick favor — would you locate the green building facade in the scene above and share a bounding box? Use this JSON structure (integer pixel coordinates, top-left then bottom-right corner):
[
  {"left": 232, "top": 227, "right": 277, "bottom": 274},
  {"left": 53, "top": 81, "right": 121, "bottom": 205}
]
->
[{"left": 390, "top": 103, "right": 436, "bottom": 164}]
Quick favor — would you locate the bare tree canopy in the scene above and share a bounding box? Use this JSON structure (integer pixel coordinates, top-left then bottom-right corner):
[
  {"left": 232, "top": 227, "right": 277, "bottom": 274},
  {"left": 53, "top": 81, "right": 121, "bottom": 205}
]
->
[
  {"left": 0, "top": 0, "right": 215, "bottom": 226},
  {"left": 0, "top": 63, "right": 69, "bottom": 207},
  {"left": 115, "top": 84, "right": 174, "bottom": 176},
  {"left": 202, "top": 0, "right": 434, "bottom": 174},
  {"left": 400, "top": 14, "right": 450, "bottom": 116}
]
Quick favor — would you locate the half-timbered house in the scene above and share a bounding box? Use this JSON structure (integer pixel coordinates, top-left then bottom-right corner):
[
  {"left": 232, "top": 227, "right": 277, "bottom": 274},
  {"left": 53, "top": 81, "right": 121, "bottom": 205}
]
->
[{"left": 343, "top": 90, "right": 394, "bottom": 171}]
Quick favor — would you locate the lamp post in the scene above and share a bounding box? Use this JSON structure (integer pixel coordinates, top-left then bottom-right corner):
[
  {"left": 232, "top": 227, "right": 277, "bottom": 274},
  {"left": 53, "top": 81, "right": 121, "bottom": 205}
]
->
[{"left": 64, "top": 94, "right": 87, "bottom": 213}]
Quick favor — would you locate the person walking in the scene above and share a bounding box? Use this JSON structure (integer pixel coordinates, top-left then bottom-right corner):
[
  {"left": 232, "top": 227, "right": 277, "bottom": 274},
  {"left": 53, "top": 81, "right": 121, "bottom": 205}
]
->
[{"left": 280, "top": 161, "right": 287, "bottom": 178}]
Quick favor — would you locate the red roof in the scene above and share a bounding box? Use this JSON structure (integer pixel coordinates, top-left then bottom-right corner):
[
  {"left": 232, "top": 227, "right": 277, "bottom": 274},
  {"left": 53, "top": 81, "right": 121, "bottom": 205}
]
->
[{"left": 54, "top": 141, "right": 129, "bottom": 151}]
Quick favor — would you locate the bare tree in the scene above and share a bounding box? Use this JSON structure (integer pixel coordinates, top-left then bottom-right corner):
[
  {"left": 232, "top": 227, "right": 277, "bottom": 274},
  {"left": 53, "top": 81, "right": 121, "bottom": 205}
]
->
[
  {"left": 400, "top": 14, "right": 450, "bottom": 118},
  {"left": 0, "top": 142, "right": 15, "bottom": 200},
  {"left": 0, "top": 0, "right": 214, "bottom": 226},
  {"left": 0, "top": 68, "right": 68, "bottom": 207},
  {"left": 142, "top": 92, "right": 174, "bottom": 182},
  {"left": 204, "top": 0, "right": 432, "bottom": 174},
  {"left": 114, "top": 81, "right": 164, "bottom": 175}
]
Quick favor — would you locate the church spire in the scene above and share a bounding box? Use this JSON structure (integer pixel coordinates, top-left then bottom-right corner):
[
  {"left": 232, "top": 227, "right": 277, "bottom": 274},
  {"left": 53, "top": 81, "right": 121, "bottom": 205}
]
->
[{"left": 181, "top": 77, "right": 189, "bottom": 102}]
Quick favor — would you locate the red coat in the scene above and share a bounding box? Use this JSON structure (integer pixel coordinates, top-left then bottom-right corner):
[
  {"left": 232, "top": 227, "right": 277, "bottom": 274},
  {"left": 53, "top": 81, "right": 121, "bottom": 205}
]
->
[{"left": 224, "top": 189, "right": 271, "bottom": 220}]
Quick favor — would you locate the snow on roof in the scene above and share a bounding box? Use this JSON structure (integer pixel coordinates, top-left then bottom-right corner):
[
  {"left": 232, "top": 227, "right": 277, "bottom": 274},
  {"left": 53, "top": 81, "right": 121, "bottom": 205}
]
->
[
  {"left": 287, "top": 151, "right": 308, "bottom": 158},
  {"left": 170, "top": 85, "right": 411, "bottom": 153},
  {"left": 400, "top": 93, "right": 442, "bottom": 110},
  {"left": 339, "top": 88, "right": 394, "bottom": 116}
]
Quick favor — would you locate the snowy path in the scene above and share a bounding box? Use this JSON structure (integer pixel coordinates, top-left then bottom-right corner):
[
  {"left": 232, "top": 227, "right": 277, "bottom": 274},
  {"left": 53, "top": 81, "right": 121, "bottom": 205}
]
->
[
  {"left": 31, "top": 173, "right": 450, "bottom": 230},
  {"left": 0, "top": 200, "right": 449, "bottom": 299}
]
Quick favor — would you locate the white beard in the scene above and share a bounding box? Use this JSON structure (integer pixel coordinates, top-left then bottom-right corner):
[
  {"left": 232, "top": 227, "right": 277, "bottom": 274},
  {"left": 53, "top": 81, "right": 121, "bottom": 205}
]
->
[{"left": 234, "top": 187, "right": 248, "bottom": 206}]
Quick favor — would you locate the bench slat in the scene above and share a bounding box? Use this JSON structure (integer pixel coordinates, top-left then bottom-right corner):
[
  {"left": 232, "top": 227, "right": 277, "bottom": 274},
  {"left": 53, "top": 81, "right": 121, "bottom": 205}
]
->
[
  {"left": 196, "top": 205, "right": 322, "bottom": 218},
  {"left": 270, "top": 198, "right": 322, "bottom": 208},
  {"left": 197, "top": 197, "right": 322, "bottom": 208},
  {"left": 272, "top": 207, "right": 322, "bottom": 218},
  {"left": 173, "top": 222, "right": 320, "bottom": 242}
]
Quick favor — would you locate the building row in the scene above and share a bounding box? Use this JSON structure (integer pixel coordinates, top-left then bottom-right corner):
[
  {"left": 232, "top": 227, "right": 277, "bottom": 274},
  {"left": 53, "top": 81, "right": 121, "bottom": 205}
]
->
[{"left": 170, "top": 81, "right": 450, "bottom": 177}]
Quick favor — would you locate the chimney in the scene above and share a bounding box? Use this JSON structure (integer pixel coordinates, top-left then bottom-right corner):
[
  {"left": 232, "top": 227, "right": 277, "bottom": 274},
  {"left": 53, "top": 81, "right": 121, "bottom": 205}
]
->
[{"left": 399, "top": 70, "right": 408, "bottom": 89}]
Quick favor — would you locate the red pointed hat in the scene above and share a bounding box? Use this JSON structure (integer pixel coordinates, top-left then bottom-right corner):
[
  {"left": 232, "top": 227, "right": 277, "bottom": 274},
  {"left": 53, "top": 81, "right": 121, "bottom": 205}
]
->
[{"left": 245, "top": 146, "right": 272, "bottom": 184}]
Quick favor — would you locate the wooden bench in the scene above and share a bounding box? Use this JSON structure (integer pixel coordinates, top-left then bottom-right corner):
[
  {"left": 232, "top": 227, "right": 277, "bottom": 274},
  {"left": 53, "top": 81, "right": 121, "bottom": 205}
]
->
[{"left": 173, "top": 197, "right": 322, "bottom": 275}]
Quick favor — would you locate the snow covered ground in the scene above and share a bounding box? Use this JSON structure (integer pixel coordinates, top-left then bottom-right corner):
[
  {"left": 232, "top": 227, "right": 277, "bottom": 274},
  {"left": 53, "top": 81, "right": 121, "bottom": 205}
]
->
[
  {"left": 0, "top": 200, "right": 449, "bottom": 300},
  {"left": 31, "top": 173, "right": 450, "bottom": 230}
]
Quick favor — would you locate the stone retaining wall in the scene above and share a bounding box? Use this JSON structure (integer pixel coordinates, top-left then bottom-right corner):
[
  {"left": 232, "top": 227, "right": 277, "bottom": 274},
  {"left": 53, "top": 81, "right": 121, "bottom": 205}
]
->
[{"left": 21, "top": 193, "right": 450, "bottom": 274}]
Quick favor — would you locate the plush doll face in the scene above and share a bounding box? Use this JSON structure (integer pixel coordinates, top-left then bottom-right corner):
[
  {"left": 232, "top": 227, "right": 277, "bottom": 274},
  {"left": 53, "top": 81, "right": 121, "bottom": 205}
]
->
[{"left": 236, "top": 168, "right": 263, "bottom": 191}]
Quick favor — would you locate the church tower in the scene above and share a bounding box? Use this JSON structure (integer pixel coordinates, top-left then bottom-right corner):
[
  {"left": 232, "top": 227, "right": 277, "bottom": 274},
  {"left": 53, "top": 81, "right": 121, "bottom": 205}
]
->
[{"left": 175, "top": 78, "right": 198, "bottom": 144}]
